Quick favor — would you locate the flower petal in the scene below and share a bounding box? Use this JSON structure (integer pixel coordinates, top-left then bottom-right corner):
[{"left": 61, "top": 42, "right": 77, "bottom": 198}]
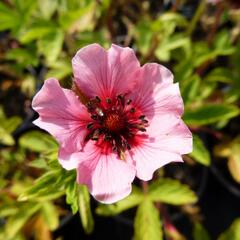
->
[
  {"left": 32, "top": 78, "right": 91, "bottom": 158},
  {"left": 76, "top": 141, "right": 136, "bottom": 204},
  {"left": 132, "top": 117, "right": 192, "bottom": 181},
  {"left": 132, "top": 146, "right": 183, "bottom": 181},
  {"left": 72, "top": 43, "right": 140, "bottom": 99},
  {"left": 130, "top": 63, "right": 183, "bottom": 119}
]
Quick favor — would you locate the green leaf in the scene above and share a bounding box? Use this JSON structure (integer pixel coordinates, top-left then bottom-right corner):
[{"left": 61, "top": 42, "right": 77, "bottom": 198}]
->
[
  {"left": 134, "top": 198, "right": 163, "bottom": 240},
  {"left": 135, "top": 20, "right": 153, "bottom": 56},
  {"left": 149, "top": 179, "right": 197, "bottom": 205},
  {"left": 59, "top": 2, "right": 96, "bottom": 33},
  {"left": 4, "top": 203, "right": 41, "bottom": 239},
  {"left": 38, "top": 29, "right": 64, "bottom": 64},
  {"left": 37, "top": 0, "right": 57, "bottom": 19},
  {"left": 0, "top": 205, "right": 18, "bottom": 218},
  {"left": 28, "top": 158, "right": 48, "bottom": 169},
  {"left": 18, "top": 170, "right": 64, "bottom": 201},
  {"left": 205, "top": 68, "right": 234, "bottom": 84},
  {"left": 0, "top": 112, "right": 22, "bottom": 145},
  {"left": 0, "top": 2, "right": 20, "bottom": 31},
  {"left": 189, "top": 134, "right": 211, "bottom": 166},
  {"left": 77, "top": 185, "right": 94, "bottom": 234},
  {"left": 218, "top": 218, "right": 240, "bottom": 240},
  {"left": 6, "top": 47, "right": 38, "bottom": 67},
  {"left": 41, "top": 202, "right": 59, "bottom": 231},
  {"left": 46, "top": 58, "right": 72, "bottom": 80},
  {"left": 155, "top": 34, "right": 190, "bottom": 62},
  {"left": 2, "top": 116, "right": 22, "bottom": 133},
  {"left": 0, "top": 127, "right": 15, "bottom": 146},
  {"left": 181, "top": 75, "right": 200, "bottom": 104},
  {"left": 225, "top": 137, "right": 240, "bottom": 183},
  {"left": 96, "top": 186, "right": 143, "bottom": 216},
  {"left": 193, "top": 222, "right": 211, "bottom": 240},
  {"left": 19, "top": 22, "right": 56, "bottom": 43},
  {"left": 184, "top": 104, "right": 240, "bottom": 125},
  {"left": 19, "top": 131, "right": 58, "bottom": 152},
  {"left": 214, "top": 30, "right": 236, "bottom": 55},
  {"left": 65, "top": 176, "right": 79, "bottom": 214}
]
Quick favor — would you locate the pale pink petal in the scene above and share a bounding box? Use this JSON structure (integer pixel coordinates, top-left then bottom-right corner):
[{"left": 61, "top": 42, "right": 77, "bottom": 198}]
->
[
  {"left": 58, "top": 147, "right": 85, "bottom": 170},
  {"left": 72, "top": 43, "right": 140, "bottom": 99},
  {"left": 154, "top": 119, "right": 193, "bottom": 155},
  {"left": 32, "top": 78, "right": 91, "bottom": 160},
  {"left": 131, "top": 117, "right": 192, "bottom": 181},
  {"left": 130, "top": 63, "right": 183, "bottom": 119},
  {"left": 76, "top": 141, "right": 136, "bottom": 204},
  {"left": 132, "top": 146, "right": 183, "bottom": 181}
]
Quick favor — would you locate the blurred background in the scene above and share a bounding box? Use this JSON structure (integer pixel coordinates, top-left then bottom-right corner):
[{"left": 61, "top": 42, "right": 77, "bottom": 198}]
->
[{"left": 0, "top": 0, "right": 240, "bottom": 239}]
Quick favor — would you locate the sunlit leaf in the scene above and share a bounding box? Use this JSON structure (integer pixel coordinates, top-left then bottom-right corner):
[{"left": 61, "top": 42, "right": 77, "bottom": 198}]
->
[
  {"left": 184, "top": 104, "right": 240, "bottom": 125},
  {"left": 6, "top": 47, "right": 39, "bottom": 67},
  {"left": 19, "top": 131, "right": 58, "bottom": 152},
  {"left": 65, "top": 176, "right": 79, "bottom": 214},
  {"left": 59, "top": 2, "right": 96, "bottom": 33},
  {"left": 155, "top": 34, "right": 190, "bottom": 62},
  {"left": 4, "top": 203, "right": 41, "bottom": 239},
  {"left": 189, "top": 134, "right": 211, "bottom": 166},
  {"left": 0, "top": 2, "right": 20, "bottom": 31},
  {"left": 193, "top": 222, "right": 211, "bottom": 240},
  {"left": 0, "top": 127, "right": 15, "bottom": 146},
  {"left": 149, "top": 179, "right": 197, "bottom": 205},
  {"left": 46, "top": 58, "right": 72, "bottom": 80},
  {"left": 37, "top": 0, "right": 57, "bottom": 19},
  {"left": 77, "top": 185, "right": 94, "bottom": 234},
  {"left": 2, "top": 116, "right": 22, "bottom": 133},
  {"left": 134, "top": 198, "right": 163, "bottom": 240},
  {"left": 37, "top": 28, "right": 64, "bottom": 64},
  {"left": 28, "top": 158, "right": 48, "bottom": 169},
  {"left": 220, "top": 136, "right": 240, "bottom": 183},
  {"left": 218, "top": 218, "right": 240, "bottom": 240},
  {"left": 18, "top": 170, "right": 64, "bottom": 201},
  {"left": 181, "top": 74, "right": 200, "bottom": 104},
  {"left": 19, "top": 21, "right": 56, "bottom": 43},
  {"left": 41, "top": 202, "right": 59, "bottom": 231},
  {"left": 205, "top": 68, "right": 234, "bottom": 84}
]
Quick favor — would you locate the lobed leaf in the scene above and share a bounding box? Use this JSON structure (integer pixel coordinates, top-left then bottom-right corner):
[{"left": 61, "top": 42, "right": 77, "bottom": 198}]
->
[
  {"left": 41, "top": 202, "right": 59, "bottom": 231},
  {"left": 4, "top": 202, "right": 41, "bottom": 239},
  {"left": 149, "top": 179, "right": 197, "bottom": 205},
  {"left": 189, "top": 134, "right": 211, "bottom": 166},
  {"left": 134, "top": 198, "right": 163, "bottom": 240},
  {"left": 19, "top": 131, "right": 58, "bottom": 152},
  {"left": 218, "top": 218, "right": 240, "bottom": 240},
  {"left": 184, "top": 104, "right": 240, "bottom": 125},
  {"left": 77, "top": 185, "right": 94, "bottom": 234},
  {"left": 193, "top": 222, "right": 211, "bottom": 240}
]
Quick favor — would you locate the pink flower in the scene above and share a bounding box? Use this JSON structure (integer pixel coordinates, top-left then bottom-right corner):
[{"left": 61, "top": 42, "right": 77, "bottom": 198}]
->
[{"left": 32, "top": 44, "right": 192, "bottom": 204}]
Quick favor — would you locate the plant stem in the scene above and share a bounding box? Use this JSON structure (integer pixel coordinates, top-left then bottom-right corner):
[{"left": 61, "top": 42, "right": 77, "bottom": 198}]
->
[
  {"left": 186, "top": 0, "right": 206, "bottom": 36},
  {"left": 141, "top": 180, "right": 148, "bottom": 195}
]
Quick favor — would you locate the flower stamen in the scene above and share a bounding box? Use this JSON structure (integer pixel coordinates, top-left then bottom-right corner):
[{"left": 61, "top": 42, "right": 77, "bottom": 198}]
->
[{"left": 85, "top": 94, "right": 148, "bottom": 159}]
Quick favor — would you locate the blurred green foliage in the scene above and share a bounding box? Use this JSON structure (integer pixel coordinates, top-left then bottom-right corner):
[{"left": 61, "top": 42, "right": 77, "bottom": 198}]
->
[{"left": 0, "top": 0, "right": 240, "bottom": 239}]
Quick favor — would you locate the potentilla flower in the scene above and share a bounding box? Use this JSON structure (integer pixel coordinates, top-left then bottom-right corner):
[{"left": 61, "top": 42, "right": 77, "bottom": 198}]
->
[{"left": 32, "top": 44, "right": 192, "bottom": 204}]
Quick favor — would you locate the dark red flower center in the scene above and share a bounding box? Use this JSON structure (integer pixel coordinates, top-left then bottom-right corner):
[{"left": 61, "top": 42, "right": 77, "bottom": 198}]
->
[
  {"left": 84, "top": 94, "right": 148, "bottom": 159},
  {"left": 104, "top": 113, "right": 125, "bottom": 133}
]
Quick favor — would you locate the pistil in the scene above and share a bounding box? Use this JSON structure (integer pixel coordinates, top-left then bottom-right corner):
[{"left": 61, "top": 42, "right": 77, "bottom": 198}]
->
[{"left": 84, "top": 94, "right": 148, "bottom": 159}]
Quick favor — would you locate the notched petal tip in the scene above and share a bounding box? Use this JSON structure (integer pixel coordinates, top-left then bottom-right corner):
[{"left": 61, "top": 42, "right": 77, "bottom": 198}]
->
[
  {"left": 92, "top": 184, "right": 133, "bottom": 204},
  {"left": 76, "top": 144, "right": 136, "bottom": 204},
  {"left": 32, "top": 78, "right": 60, "bottom": 110},
  {"left": 58, "top": 148, "right": 81, "bottom": 170}
]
